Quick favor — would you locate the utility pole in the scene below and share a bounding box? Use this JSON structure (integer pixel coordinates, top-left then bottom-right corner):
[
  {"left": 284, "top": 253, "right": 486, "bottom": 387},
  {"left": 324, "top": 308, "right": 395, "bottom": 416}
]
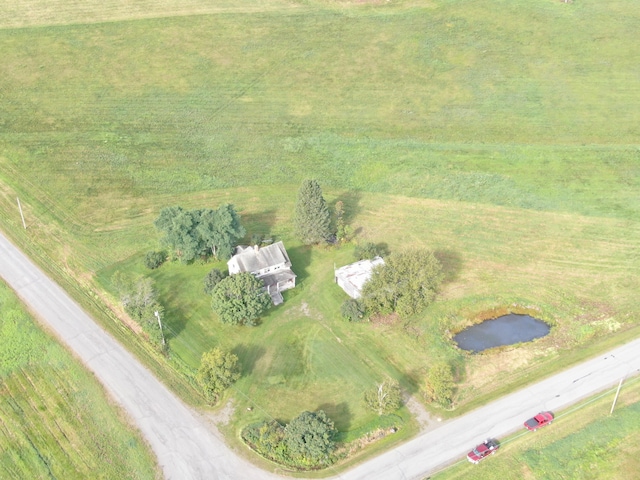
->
[
  {"left": 17, "top": 197, "right": 26, "bottom": 229},
  {"left": 610, "top": 378, "right": 624, "bottom": 415},
  {"left": 154, "top": 311, "right": 166, "bottom": 346}
]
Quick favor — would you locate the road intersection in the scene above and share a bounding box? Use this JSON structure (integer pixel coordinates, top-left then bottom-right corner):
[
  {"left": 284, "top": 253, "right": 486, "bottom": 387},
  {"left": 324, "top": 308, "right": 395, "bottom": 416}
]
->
[{"left": 1, "top": 231, "right": 639, "bottom": 479}]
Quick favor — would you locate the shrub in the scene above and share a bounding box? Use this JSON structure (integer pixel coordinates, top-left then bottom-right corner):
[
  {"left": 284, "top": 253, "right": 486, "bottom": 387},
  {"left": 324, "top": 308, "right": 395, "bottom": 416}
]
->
[
  {"left": 423, "top": 362, "right": 455, "bottom": 407},
  {"left": 203, "top": 268, "right": 226, "bottom": 294},
  {"left": 341, "top": 299, "right": 365, "bottom": 322},
  {"left": 144, "top": 250, "right": 166, "bottom": 269},
  {"left": 354, "top": 242, "right": 388, "bottom": 261}
]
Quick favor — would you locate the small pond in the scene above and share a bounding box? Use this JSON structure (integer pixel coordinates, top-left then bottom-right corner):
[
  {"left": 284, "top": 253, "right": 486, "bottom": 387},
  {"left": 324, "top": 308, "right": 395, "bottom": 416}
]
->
[{"left": 454, "top": 314, "right": 550, "bottom": 353}]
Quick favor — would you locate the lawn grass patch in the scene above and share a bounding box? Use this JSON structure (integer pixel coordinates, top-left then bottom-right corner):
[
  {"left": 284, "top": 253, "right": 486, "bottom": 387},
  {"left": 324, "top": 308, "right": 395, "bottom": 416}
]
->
[{"left": 0, "top": 280, "right": 159, "bottom": 479}]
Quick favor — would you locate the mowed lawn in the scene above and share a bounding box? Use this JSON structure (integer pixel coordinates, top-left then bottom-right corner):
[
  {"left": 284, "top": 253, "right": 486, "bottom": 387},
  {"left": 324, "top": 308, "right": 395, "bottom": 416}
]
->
[
  {"left": 0, "top": 0, "right": 639, "bottom": 448},
  {"left": 434, "top": 376, "right": 640, "bottom": 480},
  {"left": 0, "top": 280, "right": 159, "bottom": 479}
]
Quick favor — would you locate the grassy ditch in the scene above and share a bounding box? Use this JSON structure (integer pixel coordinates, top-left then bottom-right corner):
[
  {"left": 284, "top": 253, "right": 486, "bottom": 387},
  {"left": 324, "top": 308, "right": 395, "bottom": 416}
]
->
[{"left": 0, "top": 280, "right": 160, "bottom": 479}]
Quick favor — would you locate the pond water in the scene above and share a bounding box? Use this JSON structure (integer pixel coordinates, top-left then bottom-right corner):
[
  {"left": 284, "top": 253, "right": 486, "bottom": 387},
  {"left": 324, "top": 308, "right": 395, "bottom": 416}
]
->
[{"left": 454, "top": 314, "right": 550, "bottom": 353}]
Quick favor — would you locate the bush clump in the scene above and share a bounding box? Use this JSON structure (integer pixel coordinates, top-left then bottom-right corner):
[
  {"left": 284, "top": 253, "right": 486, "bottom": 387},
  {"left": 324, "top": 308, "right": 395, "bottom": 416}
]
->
[
  {"left": 144, "top": 250, "right": 166, "bottom": 270},
  {"left": 242, "top": 410, "right": 336, "bottom": 469},
  {"left": 341, "top": 299, "right": 365, "bottom": 322}
]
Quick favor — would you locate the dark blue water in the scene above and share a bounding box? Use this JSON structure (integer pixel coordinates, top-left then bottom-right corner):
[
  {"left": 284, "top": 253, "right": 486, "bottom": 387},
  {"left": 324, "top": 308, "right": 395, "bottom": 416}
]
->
[{"left": 454, "top": 314, "right": 550, "bottom": 353}]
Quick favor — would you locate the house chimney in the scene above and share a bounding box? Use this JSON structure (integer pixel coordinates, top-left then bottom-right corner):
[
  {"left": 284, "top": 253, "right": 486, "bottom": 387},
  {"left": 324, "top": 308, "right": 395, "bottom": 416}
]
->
[{"left": 254, "top": 244, "right": 259, "bottom": 254}]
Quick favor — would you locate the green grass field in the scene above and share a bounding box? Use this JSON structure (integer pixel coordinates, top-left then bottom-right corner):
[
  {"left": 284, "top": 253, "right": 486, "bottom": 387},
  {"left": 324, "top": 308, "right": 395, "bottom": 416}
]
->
[
  {"left": 0, "top": 0, "right": 639, "bottom": 466},
  {"left": 434, "top": 376, "right": 640, "bottom": 480},
  {"left": 0, "top": 280, "right": 159, "bottom": 479}
]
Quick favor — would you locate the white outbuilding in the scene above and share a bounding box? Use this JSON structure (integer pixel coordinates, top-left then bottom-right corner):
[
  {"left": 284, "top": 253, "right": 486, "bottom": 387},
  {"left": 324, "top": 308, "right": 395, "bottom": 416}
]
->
[{"left": 334, "top": 257, "right": 384, "bottom": 299}]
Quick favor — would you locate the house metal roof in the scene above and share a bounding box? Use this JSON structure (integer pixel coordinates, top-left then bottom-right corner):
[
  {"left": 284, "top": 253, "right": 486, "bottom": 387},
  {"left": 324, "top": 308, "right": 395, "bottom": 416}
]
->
[{"left": 229, "top": 241, "right": 291, "bottom": 274}]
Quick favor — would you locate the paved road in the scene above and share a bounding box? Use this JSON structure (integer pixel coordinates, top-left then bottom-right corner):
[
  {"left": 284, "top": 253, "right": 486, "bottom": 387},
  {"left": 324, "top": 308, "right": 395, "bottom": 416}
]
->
[
  {"left": 339, "top": 338, "right": 640, "bottom": 479},
  {"left": 2, "top": 230, "right": 640, "bottom": 480},
  {"left": 0, "top": 232, "right": 278, "bottom": 480}
]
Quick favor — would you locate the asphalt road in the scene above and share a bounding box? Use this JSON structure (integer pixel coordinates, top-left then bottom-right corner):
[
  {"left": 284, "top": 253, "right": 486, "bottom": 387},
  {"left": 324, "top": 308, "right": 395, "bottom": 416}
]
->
[
  {"left": 0, "top": 232, "right": 278, "bottom": 480},
  {"left": 2, "top": 230, "right": 639, "bottom": 480},
  {"left": 339, "top": 338, "right": 640, "bottom": 480}
]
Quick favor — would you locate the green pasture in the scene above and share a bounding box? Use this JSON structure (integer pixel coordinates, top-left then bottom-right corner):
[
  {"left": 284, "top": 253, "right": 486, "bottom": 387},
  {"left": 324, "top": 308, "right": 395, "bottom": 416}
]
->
[
  {"left": 434, "top": 376, "right": 640, "bottom": 480},
  {"left": 0, "top": 281, "right": 159, "bottom": 479},
  {"left": 0, "top": 0, "right": 639, "bottom": 463}
]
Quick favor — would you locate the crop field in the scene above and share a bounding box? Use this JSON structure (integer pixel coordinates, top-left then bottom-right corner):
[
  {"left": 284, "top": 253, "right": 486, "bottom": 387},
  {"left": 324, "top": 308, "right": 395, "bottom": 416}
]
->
[
  {"left": 0, "top": 280, "right": 159, "bottom": 479},
  {"left": 434, "top": 376, "right": 640, "bottom": 479},
  {"left": 0, "top": 0, "right": 639, "bottom": 463}
]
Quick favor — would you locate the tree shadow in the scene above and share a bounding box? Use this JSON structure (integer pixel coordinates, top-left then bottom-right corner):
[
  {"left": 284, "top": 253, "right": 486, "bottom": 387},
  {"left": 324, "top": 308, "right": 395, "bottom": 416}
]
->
[
  {"left": 287, "top": 245, "right": 312, "bottom": 286},
  {"left": 240, "top": 209, "right": 278, "bottom": 243},
  {"left": 232, "top": 343, "right": 266, "bottom": 376},
  {"left": 434, "top": 249, "right": 463, "bottom": 284},
  {"left": 316, "top": 402, "right": 352, "bottom": 432},
  {"left": 405, "top": 368, "right": 426, "bottom": 396},
  {"left": 330, "top": 190, "right": 362, "bottom": 225}
]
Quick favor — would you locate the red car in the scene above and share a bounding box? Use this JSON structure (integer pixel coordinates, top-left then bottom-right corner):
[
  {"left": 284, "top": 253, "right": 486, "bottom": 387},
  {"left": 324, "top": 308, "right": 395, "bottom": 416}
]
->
[
  {"left": 524, "top": 411, "right": 554, "bottom": 431},
  {"left": 467, "top": 439, "right": 500, "bottom": 464}
]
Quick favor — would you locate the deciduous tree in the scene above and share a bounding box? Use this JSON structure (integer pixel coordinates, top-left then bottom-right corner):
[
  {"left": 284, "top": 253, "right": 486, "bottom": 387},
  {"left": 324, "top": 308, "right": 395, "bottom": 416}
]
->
[
  {"left": 196, "top": 347, "right": 240, "bottom": 403},
  {"left": 210, "top": 273, "right": 271, "bottom": 326},
  {"left": 196, "top": 204, "right": 246, "bottom": 260},
  {"left": 284, "top": 410, "right": 336, "bottom": 465},
  {"left": 363, "top": 380, "right": 402, "bottom": 415},
  {"left": 361, "top": 249, "right": 443, "bottom": 317},
  {"left": 294, "top": 179, "right": 332, "bottom": 245},
  {"left": 154, "top": 206, "right": 200, "bottom": 262}
]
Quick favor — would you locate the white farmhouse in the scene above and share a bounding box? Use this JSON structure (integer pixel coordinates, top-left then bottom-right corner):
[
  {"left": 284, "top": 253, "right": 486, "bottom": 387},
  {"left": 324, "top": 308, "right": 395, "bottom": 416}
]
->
[
  {"left": 227, "top": 241, "right": 296, "bottom": 305},
  {"left": 334, "top": 257, "right": 384, "bottom": 299}
]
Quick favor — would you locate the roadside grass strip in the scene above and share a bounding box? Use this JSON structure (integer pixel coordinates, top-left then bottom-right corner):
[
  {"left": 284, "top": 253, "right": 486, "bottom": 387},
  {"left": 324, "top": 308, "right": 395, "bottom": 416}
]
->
[{"left": 0, "top": 281, "right": 159, "bottom": 479}]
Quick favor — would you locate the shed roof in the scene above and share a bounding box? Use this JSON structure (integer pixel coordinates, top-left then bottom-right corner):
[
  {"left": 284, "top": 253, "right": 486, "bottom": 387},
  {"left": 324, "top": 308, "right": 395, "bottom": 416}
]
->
[{"left": 335, "top": 257, "right": 384, "bottom": 295}]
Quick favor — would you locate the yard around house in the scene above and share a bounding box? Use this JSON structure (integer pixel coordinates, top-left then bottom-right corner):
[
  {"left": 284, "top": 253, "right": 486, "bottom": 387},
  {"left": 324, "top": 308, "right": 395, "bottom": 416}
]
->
[
  {"left": 0, "top": 0, "right": 639, "bottom": 471},
  {"left": 0, "top": 280, "right": 159, "bottom": 479}
]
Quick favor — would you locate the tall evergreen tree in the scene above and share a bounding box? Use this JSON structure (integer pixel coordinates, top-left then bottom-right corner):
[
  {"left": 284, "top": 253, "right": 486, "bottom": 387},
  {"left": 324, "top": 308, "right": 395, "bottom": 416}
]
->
[{"left": 294, "top": 179, "right": 332, "bottom": 244}]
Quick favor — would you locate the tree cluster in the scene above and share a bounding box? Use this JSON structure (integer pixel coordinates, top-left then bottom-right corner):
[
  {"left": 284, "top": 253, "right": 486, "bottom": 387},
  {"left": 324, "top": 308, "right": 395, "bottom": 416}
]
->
[
  {"left": 210, "top": 272, "right": 271, "bottom": 326},
  {"left": 196, "top": 347, "right": 240, "bottom": 403},
  {"left": 154, "top": 204, "right": 245, "bottom": 263},
  {"left": 111, "top": 272, "right": 165, "bottom": 348},
  {"left": 242, "top": 410, "right": 336, "bottom": 469},
  {"left": 361, "top": 249, "right": 443, "bottom": 318}
]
